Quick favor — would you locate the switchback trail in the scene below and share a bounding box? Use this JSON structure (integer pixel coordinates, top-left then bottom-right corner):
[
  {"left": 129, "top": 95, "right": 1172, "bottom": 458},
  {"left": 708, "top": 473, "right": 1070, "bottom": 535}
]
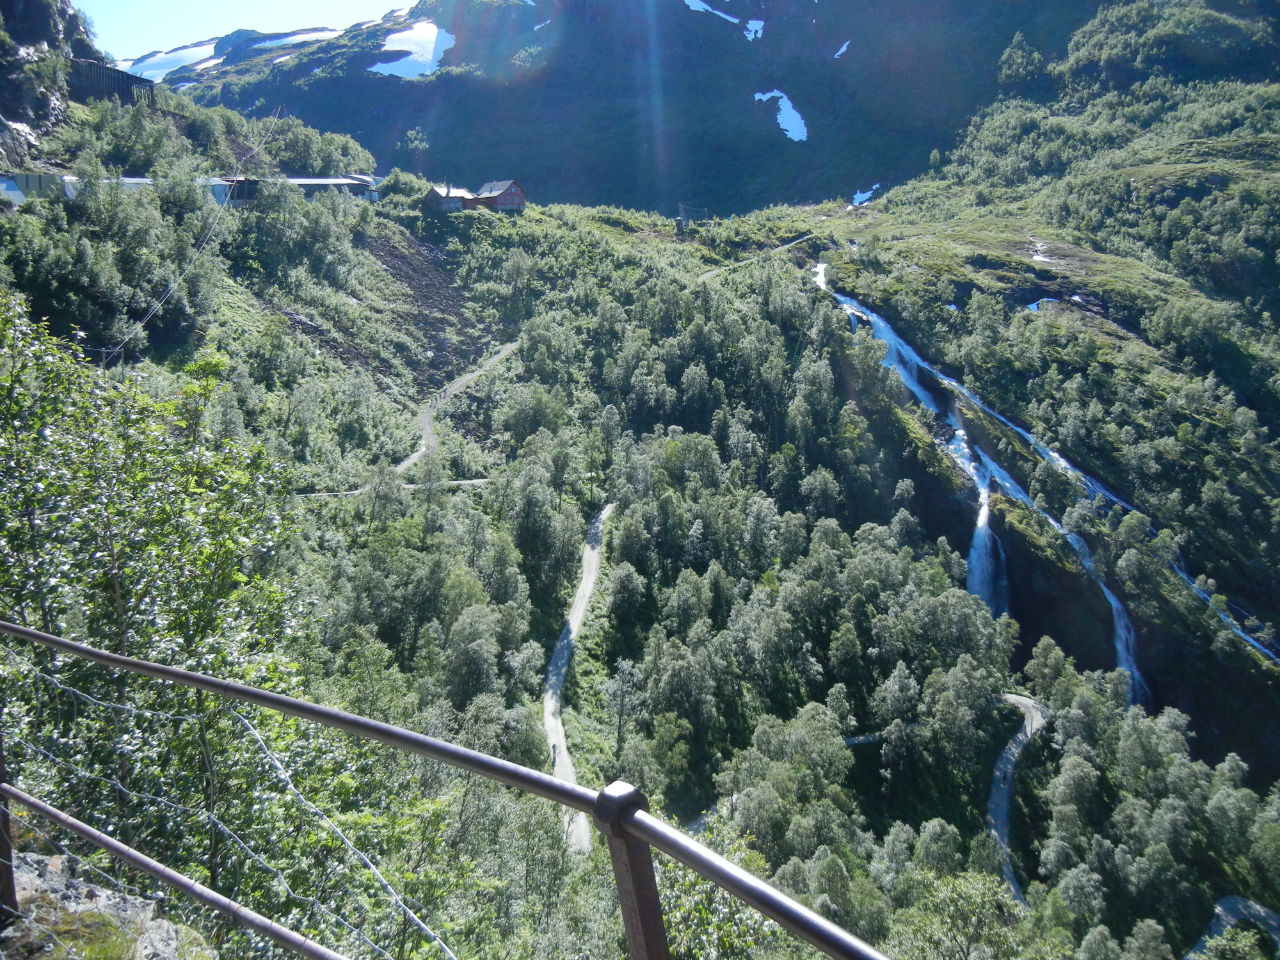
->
[
  {"left": 986, "top": 693, "right": 1049, "bottom": 905},
  {"left": 397, "top": 341, "right": 519, "bottom": 474},
  {"left": 543, "top": 502, "right": 616, "bottom": 853},
  {"left": 296, "top": 342, "right": 517, "bottom": 499},
  {"left": 696, "top": 234, "right": 812, "bottom": 283},
  {"left": 981, "top": 696, "right": 1280, "bottom": 956}
]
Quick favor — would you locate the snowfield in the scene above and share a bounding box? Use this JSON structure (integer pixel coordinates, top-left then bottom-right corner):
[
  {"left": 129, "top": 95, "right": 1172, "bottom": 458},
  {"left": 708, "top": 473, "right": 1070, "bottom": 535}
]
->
[
  {"left": 368, "top": 21, "right": 457, "bottom": 78},
  {"left": 681, "top": 0, "right": 740, "bottom": 25},
  {"left": 127, "top": 42, "right": 217, "bottom": 81},
  {"left": 754, "top": 90, "right": 808, "bottom": 141},
  {"left": 254, "top": 30, "right": 341, "bottom": 49}
]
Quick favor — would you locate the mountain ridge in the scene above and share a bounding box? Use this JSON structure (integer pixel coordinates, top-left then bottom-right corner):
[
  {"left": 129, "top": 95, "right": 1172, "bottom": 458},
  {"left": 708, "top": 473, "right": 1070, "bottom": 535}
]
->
[{"left": 138, "top": 0, "right": 1104, "bottom": 213}]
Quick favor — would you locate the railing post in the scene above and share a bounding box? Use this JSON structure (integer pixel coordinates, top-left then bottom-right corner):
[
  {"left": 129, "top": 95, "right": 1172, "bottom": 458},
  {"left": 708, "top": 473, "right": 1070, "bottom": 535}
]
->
[
  {"left": 0, "top": 711, "right": 18, "bottom": 930},
  {"left": 593, "top": 781, "right": 671, "bottom": 960}
]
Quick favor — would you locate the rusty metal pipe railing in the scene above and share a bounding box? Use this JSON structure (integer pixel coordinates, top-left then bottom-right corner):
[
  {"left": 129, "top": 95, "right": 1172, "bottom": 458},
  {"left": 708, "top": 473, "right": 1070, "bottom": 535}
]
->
[
  {"left": 0, "top": 782, "right": 350, "bottom": 960},
  {"left": 0, "top": 620, "right": 596, "bottom": 813},
  {"left": 0, "top": 620, "right": 890, "bottom": 960}
]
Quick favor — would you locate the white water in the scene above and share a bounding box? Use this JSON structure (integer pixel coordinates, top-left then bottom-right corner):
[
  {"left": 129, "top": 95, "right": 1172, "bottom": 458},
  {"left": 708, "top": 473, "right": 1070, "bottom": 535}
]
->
[
  {"left": 963, "top": 454, "right": 1010, "bottom": 617},
  {"left": 855, "top": 282, "right": 1279, "bottom": 668},
  {"left": 1173, "top": 565, "right": 1279, "bottom": 663},
  {"left": 814, "top": 265, "right": 1150, "bottom": 701}
]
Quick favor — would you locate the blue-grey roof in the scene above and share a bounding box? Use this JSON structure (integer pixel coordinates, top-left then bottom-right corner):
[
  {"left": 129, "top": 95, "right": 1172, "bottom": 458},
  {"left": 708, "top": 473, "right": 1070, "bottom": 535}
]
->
[{"left": 476, "top": 180, "right": 518, "bottom": 198}]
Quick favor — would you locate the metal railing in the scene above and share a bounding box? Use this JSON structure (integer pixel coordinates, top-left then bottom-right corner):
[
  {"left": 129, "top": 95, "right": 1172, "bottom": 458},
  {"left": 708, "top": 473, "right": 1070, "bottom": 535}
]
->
[{"left": 0, "top": 619, "right": 890, "bottom": 960}]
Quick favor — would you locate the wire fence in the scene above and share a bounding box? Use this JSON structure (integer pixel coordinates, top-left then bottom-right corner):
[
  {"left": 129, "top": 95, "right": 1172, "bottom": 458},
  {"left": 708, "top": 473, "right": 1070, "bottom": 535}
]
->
[
  {"left": 0, "top": 620, "right": 890, "bottom": 960},
  {"left": 0, "top": 647, "right": 447, "bottom": 960}
]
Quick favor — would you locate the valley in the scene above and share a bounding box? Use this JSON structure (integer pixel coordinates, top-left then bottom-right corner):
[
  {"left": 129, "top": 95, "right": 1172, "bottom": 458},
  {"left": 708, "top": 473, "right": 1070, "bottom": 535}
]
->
[{"left": 2, "top": 0, "right": 1280, "bottom": 959}]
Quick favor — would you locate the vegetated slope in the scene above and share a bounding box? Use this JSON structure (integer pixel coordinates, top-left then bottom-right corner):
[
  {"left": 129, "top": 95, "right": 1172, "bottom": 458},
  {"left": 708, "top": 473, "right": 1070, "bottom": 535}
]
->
[
  {"left": 813, "top": 0, "right": 1280, "bottom": 783},
  {"left": 162, "top": 0, "right": 1104, "bottom": 214},
  {"left": 3, "top": 2, "right": 1280, "bottom": 959}
]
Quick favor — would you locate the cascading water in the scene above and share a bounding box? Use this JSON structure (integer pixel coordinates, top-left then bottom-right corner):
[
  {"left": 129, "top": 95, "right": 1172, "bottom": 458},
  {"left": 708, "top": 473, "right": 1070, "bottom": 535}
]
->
[
  {"left": 814, "top": 265, "right": 1151, "bottom": 702},
  {"left": 964, "top": 456, "right": 1011, "bottom": 618}
]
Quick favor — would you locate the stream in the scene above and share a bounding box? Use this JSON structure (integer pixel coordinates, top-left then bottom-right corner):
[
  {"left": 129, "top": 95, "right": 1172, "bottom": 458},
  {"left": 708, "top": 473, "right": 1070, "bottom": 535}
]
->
[
  {"left": 816, "top": 264, "right": 1280, "bottom": 687},
  {"left": 813, "top": 266, "right": 1157, "bottom": 699}
]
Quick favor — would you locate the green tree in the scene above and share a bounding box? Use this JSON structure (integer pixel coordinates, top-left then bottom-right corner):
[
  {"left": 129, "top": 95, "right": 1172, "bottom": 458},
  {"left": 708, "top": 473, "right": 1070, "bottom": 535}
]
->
[{"left": 887, "top": 872, "right": 1033, "bottom": 960}]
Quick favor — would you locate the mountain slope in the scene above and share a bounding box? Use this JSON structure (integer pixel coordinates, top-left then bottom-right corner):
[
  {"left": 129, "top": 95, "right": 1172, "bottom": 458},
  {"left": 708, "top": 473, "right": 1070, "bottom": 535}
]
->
[
  {"left": 151, "top": 0, "right": 1104, "bottom": 213},
  {"left": 0, "top": 0, "right": 100, "bottom": 164}
]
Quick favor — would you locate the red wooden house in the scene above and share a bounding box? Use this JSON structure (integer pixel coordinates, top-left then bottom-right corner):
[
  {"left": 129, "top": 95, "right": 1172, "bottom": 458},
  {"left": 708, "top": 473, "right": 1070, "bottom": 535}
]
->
[{"left": 474, "top": 180, "right": 526, "bottom": 212}]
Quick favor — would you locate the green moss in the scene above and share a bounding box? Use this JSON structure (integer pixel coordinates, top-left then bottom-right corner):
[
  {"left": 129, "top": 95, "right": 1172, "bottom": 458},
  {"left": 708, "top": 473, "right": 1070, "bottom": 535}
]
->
[{"left": 7, "top": 898, "right": 137, "bottom": 960}]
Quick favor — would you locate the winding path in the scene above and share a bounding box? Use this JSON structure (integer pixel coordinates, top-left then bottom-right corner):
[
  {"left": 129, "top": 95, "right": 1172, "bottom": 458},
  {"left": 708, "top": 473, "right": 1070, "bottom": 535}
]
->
[
  {"left": 296, "top": 342, "right": 517, "bottom": 499},
  {"left": 980, "top": 696, "right": 1280, "bottom": 952},
  {"left": 397, "top": 341, "right": 519, "bottom": 474},
  {"left": 695, "top": 234, "right": 813, "bottom": 283},
  {"left": 543, "top": 502, "right": 616, "bottom": 853},
  {"left": 985, "top": 693, "right": 1049, "bottom": 905}
]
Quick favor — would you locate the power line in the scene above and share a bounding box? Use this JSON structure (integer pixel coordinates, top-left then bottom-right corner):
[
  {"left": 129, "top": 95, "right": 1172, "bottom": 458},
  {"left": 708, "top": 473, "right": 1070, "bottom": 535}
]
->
[{"left": 95, "top": 105, "right": 285, "bottom": 365}]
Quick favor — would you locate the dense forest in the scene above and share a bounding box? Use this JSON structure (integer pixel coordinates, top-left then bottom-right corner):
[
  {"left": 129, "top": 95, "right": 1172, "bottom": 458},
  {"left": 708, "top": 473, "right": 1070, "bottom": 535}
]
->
[{"left": 2, "top": 1, "right": 1280, "bottom": 959}]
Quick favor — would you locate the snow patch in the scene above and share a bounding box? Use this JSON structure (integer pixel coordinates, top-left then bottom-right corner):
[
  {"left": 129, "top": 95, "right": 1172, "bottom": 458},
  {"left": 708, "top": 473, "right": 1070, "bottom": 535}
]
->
[
  {"left": 273, "top": 54, "right": 294, "bottom": 64},
  {"left": 192, "top": 57, "right": 223, "bottom": 71},
  {"left": 535, "top": 19, "right": 551, "bottom": 30},
  {"left": 850, "top": 183, "right": 880, "bottom": 205},
  {"left": 368, "top": 21, "right": 457, "bottom": 78},
  {"left": 254, "top": 29, "right": 341, "bottom": 49},
  {"left": 681, "top": 0, "right": 740, "bottom": 25},
  {"left": 127, "top": 42, "right": 217, "bottom": 82},
  {"left": 754, "top": 90, "right": 807, "bottom": 141},
  {"left": 834, "top": 40, "right": 849, "bottom": 58},
  {"left": 744, "top": 20, "right": 764, "bottom": 40}
]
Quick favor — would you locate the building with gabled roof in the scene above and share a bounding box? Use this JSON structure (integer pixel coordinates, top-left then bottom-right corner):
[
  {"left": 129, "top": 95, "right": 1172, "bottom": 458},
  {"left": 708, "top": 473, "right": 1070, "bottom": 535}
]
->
[
  {"left": 474, "top": 180, "right": 526, "bottom": 212},
  {"left": 424, "top": 184, "right": 475, "bottom": 213}
]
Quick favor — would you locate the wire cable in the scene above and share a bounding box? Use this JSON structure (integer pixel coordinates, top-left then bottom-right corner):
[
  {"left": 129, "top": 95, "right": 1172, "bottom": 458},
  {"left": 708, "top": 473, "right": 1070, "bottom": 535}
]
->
[
  {"left": 228, "top": 710, "right": 459, "bottom": 960},
  {"left": 95, "top": 106, "right": 285, "bottom": 364}
]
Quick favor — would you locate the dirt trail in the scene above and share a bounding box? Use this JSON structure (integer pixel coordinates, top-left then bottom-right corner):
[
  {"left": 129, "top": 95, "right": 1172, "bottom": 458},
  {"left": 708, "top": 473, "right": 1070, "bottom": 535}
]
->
[
  {"left": 543, "top": 503, "right": 615, "bottom": 853},
  {"left": 1185, "top": 896, "right": 1280, "bottom": 956},
  {"left": 296, "top": 342, "right": 517, "bottom": 499},
  {"left": 398, "top": 341, "right": 518, "bottom": 475},
  {"left": 985, "top": 694, "right": 1049, "bottom": 905},
  {"left": 696, "top": 234, "right": 813, "bottom": 283}
]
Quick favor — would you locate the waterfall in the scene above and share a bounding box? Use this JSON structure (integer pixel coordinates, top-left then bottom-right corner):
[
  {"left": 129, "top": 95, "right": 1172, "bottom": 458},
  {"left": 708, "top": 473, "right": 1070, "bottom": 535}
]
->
[
  {"left": 962, "top": 451, "right": 1010, "bottom": 617},
  {"left": 813, "top": 266, "right": 1155, "bottom": 701}
]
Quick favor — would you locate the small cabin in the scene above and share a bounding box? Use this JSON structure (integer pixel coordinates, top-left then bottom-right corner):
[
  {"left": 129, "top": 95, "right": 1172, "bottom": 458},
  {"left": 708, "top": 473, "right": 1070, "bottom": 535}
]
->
[
  {"left": 475, "top": 180, "right": 526, "bottom": 212},
  {"left": 424, "top": 184, "right": 474, "bottom": 213}
]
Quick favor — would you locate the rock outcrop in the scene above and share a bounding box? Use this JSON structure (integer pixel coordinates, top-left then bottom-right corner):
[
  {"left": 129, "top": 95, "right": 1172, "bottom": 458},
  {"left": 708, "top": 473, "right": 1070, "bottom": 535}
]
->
[{"left": 1, "top": 852, "right": 216, "bottom": 960}]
